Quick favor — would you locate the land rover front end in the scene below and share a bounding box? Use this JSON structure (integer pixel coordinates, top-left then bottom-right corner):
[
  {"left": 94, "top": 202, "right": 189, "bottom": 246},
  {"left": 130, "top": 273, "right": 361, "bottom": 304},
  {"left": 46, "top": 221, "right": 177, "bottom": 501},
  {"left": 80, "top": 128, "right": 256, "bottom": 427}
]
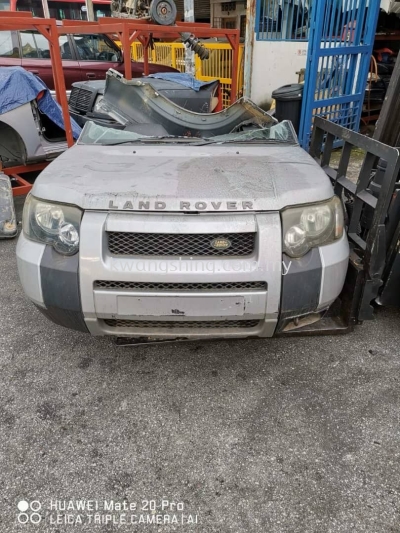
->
[{"left": 16, "top": 120, "right": 349, "bottom": 340}]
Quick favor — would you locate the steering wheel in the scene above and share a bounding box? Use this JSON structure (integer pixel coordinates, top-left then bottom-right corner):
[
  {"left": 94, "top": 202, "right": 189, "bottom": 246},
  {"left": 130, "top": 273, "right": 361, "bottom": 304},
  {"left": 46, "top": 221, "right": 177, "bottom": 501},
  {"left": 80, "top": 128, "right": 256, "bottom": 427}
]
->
[{"left": 97, "top": 51, "right": 117, "bottom": 61}]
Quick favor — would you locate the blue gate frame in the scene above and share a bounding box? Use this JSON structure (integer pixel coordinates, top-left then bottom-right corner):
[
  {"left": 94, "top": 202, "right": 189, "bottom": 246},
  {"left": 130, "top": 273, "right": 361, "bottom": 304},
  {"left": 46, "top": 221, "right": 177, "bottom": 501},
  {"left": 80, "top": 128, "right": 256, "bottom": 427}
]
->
[{"left": 298, "top": 0, "right": 381, "bottom": 148}]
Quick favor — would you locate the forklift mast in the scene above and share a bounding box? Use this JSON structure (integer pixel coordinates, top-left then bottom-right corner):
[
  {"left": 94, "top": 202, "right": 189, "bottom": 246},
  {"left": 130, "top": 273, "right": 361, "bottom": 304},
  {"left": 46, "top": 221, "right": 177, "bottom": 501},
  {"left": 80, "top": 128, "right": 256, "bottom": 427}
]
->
[
  {"left": 291, "top": 50, "right": 400, "bottom": 335},
  {"left": 308, "top": 117, "right": 400, "bottom": 332}
]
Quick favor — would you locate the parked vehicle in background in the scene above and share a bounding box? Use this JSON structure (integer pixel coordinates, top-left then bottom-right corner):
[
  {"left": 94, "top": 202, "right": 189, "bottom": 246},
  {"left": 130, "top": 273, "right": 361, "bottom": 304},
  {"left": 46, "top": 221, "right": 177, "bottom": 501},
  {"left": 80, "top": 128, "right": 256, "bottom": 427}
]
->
[
  {"left": 8, "top": 0, "right": 111, "bottom": 20},
  {"left": 0, "top": 30, "right": 177, "bottom": 90}
]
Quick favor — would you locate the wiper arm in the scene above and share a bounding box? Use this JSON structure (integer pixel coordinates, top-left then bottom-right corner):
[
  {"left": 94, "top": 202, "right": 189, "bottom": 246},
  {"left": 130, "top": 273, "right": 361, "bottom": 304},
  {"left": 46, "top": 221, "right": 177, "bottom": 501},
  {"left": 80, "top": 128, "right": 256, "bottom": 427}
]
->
[
  {"left": 192, "top": 138, "right": 292, "bottom": 146},
  {"left": 191, "top": 139, "right": 223, "bottom": 146},
  {"left": 100, "top": 136, "right": 196, "bottom": 146},
  {"left": 97, "top": 137, "right": 293, "bottom": 147},
  {"left": 100, "top": 139, "right": 149, "bottom": 146}
]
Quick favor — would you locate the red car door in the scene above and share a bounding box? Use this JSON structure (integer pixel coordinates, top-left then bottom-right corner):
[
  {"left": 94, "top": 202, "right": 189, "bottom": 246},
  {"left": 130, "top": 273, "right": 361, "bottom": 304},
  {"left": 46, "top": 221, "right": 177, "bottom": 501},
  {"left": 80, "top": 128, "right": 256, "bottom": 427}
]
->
[
  {"left": 0, "top": 31, "right": 21, "bottom": 69},
  {"left": 58, "top": 34, "right": 83, "bottom": 89},
  {"left": 19, "top": 30, "right": 53, "bottom": 87},
  {"left": 72, "top": 32, "right": 178, "bottom": 80},
  {"left": 19, "top": 31, "right": 81, "bottom": 90},
  {"left": 72, "top": 33, "right": 123, "bottom": 81}
]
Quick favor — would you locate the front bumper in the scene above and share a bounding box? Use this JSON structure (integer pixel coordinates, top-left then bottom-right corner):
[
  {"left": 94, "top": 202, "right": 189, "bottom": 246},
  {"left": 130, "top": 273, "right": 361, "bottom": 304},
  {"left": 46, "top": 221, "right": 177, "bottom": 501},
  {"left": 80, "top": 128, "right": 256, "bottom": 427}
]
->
[{"left": 16, "top": 211, "right": 349, "bottom": 339}]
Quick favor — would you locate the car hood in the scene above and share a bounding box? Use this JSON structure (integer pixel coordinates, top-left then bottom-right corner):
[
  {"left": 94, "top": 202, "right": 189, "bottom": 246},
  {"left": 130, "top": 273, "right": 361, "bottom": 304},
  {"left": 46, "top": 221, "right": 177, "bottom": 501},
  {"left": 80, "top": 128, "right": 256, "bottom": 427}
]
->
[{"left": 32, "top": 143, "right": 334, "bottom": 212}]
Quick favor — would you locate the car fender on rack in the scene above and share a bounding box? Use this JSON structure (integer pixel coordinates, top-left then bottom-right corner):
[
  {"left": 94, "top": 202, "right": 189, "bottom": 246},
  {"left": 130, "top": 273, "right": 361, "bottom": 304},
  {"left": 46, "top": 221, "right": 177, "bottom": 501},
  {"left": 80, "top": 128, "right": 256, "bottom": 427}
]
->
[{"left": 96, "top": 70, "right": 276, "bottom": 137}]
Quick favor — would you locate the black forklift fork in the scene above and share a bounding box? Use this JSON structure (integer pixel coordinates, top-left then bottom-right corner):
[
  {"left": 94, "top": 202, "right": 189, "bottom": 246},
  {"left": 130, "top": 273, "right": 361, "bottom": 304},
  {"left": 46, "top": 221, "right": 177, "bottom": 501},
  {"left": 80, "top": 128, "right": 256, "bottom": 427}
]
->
[{"left": 282, "top": 117, "right": 400, "bottom": 336}]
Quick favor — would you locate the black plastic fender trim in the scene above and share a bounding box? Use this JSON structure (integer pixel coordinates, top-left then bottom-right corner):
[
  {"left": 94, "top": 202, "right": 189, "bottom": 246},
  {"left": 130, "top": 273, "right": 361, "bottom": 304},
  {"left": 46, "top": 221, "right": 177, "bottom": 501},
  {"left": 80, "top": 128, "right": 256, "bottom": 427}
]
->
[
  {"left": 39, "top": 245, "right": 88, "bottom": 333},
  {"left": 276, "top": 248, "right": 322, "bottom": 331}
]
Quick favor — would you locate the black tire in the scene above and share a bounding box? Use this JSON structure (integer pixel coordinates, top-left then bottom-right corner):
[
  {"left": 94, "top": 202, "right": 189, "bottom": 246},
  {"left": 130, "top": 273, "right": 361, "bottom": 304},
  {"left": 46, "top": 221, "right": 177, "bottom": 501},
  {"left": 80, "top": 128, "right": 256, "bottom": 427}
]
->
[{"left": 149, "top": 0, "right": 177, "bottom": 26}]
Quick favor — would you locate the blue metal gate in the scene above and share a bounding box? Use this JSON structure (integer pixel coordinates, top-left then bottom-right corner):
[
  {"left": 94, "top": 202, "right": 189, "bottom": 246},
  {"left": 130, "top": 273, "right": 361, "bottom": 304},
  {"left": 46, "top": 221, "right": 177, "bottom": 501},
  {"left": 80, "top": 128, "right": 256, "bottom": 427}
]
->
[{"left": 298, "top": 0, "right": 381, "bottom": 148}]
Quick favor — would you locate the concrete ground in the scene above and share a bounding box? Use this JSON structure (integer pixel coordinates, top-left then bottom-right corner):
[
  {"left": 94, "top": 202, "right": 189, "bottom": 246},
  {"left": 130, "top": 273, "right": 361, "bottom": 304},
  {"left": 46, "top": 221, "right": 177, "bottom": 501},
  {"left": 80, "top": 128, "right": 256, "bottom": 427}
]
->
[{"left": 1, "top": 198, "right": 400, "bottom": 533}]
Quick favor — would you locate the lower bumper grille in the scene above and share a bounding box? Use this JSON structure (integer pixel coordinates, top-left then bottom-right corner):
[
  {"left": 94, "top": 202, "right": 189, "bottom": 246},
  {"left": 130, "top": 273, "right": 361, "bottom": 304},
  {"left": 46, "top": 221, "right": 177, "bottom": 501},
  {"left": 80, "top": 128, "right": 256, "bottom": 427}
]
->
[
  {"left": 104, "top": 319, "right": 260, "bottom": 329},
  {"left": 95, "top": 281, "right": 267, "bottom": 291},
  {"left": 107, "top": 232, "right": 255, "bottom": 256}
]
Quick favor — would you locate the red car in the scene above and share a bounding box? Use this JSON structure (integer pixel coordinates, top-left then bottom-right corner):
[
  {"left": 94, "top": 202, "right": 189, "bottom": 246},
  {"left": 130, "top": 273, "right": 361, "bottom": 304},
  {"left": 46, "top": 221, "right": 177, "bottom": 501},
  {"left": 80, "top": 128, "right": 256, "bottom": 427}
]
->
[{"left": 0, "top": 29, "right": 177, "bottom": 90}]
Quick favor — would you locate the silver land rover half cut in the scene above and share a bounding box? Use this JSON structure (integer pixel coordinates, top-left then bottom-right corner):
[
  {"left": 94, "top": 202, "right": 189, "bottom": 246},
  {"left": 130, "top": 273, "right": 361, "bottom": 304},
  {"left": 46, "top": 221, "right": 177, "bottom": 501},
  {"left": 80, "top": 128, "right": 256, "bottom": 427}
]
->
[{"left": 16, "top": 117, "right": 349, "bottom": 340}]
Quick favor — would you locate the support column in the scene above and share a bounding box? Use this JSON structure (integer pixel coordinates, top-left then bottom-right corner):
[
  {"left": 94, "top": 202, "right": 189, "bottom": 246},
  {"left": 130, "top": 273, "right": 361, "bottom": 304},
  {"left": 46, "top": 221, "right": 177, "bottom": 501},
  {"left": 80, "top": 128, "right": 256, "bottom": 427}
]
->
[
  {"left": 184, "top": 0, "right": 195, "bottom": 76},
  {"left": 41, "top": 0, "right": 50, "bottom": 18},
  {"left": 243, "top": 0, "right": 256, "bottom": 98},
  {"left": 84, "top": 0, "right": 96, "bottom": 21}
]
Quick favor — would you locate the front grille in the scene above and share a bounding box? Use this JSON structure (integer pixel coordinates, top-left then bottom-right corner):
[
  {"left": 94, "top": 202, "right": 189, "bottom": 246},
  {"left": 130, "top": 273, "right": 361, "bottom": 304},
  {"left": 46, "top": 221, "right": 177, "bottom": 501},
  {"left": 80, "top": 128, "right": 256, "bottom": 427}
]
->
[
  {"left": 107, "top": 232, "right": 255, "bottom": 256},
  {"left": 95, "top": 281, "right": 267, "bottom": 291},
  {"left": 104, "top": 319, "right": 260, "bottom": 329},
  {"left": 69, "top": 87, "right": 93, "bottom": 112}
]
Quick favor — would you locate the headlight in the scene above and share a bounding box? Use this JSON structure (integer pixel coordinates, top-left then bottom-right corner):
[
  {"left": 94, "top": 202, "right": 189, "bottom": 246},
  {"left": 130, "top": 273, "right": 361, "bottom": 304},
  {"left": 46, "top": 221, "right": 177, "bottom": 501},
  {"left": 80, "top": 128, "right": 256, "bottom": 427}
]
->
[
  {"left": 282, "top": 196, "right": 344, "bottom": 258},
  {"left": 22, "top": 195, "right": 82, "bottom": 255},
  {"left": 93, "top": 94, "right": 104, "bottom": 113}
]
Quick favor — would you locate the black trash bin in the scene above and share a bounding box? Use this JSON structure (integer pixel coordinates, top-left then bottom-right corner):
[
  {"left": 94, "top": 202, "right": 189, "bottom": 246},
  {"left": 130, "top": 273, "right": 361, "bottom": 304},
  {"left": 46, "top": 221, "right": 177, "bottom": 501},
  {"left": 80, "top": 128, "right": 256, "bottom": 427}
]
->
[{"left": 271, "top": 83, "right": 304, "bottom": 134}]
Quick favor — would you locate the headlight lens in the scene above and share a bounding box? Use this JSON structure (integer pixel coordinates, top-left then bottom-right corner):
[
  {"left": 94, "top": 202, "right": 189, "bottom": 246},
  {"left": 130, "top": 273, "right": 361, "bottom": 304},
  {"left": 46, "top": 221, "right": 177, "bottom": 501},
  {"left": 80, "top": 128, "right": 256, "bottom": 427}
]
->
[
  {"left": 284, "top": 225, "right": 308, "bottom": 257},
  {"left": 93, "top": 94, "right": 104, "bottom": 112},
  {"left": 282, "top": 196, "right": 344, "bottom": 258},
  {"left": 23, "top": 195, "right": 82, "bottom": 255},
  {"left": 35, "top": 203, "right": 64, "bottom": 234},
  {"left": 300, "top": 204, "right": 332, "bottom": 237}
]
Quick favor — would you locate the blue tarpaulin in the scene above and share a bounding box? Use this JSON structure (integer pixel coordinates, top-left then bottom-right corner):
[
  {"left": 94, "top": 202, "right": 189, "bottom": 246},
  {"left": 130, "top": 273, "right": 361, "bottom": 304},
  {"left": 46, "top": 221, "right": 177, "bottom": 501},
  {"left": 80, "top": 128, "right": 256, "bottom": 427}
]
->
[
  {"left": 147, "top": 72, "right": 218, "bottom": 92},
  {"left": 0, "top": 67, "right": 81, "bottom": 139}
]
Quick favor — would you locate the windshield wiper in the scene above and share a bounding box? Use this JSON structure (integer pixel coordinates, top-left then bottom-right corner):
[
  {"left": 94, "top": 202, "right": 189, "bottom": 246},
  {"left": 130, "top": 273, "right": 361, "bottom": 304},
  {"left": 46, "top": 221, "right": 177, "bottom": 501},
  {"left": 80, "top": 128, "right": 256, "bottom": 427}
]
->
[
  {"left": 99, "top": 136, "right": 198, "bottom": 146},
  {"left": 89, "top": 136, "right": 294, "bottom": 147},
  {"left": 99, "top": 137, "right": 166, "bottom": 146},
  {"left": 98, "top": 139, "right": 147, "bottom": 146},
  {"left": 192, "top": 138, "right": 293, "bottom": 146}
]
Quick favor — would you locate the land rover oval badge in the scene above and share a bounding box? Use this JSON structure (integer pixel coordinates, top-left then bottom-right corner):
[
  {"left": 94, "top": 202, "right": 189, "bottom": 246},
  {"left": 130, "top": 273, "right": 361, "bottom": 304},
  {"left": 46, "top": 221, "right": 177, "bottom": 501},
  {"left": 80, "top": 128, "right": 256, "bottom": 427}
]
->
[{"left": 211, "top": 238, "right": 231, "bottom": 250}]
